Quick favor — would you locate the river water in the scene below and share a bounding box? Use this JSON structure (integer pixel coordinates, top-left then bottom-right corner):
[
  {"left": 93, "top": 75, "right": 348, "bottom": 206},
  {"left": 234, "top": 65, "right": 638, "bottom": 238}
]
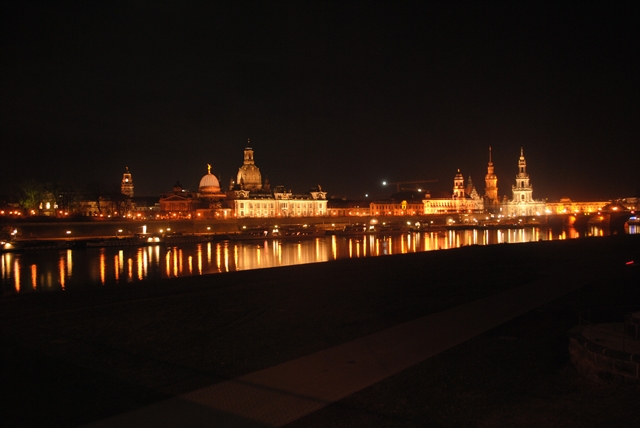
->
[{"left": 2, "top": 225, "right": 637, "bottom": 295}]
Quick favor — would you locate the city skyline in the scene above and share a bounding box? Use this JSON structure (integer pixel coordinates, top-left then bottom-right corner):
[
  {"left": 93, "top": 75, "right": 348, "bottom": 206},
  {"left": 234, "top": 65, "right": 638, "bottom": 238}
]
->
[{"left": 2, "top": 1, "right": 638, "bottom": 201}]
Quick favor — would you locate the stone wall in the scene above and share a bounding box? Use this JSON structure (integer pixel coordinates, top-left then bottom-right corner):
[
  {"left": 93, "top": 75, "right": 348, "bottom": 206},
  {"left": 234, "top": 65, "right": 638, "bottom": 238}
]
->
[{"left": 568, "top": 324, "right": 640, "bottom": 385}]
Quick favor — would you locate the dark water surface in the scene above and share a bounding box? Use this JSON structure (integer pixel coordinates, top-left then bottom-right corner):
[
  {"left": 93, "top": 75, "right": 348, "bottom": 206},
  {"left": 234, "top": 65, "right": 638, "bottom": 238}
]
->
[{"left": 2, "top": 225, "right": 636, "bottom": 295}]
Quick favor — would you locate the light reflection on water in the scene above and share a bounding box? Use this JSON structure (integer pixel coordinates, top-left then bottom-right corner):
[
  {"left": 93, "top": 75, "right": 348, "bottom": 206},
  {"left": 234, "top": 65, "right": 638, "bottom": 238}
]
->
[{"left": 1, "top": 225, "right": 635, "bottom": 295}]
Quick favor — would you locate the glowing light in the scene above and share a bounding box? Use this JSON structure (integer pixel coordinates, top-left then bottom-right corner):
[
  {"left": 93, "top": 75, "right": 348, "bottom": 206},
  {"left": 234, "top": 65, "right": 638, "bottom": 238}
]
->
[
  {"left": 31, "top": 264, "right": 37, "bottom": 289},
  {"left": 59, "top": 257, "right": 65, "bottom": 290},
  {"left": 100, "top": 251, "right": 106, "bottom": 285}
]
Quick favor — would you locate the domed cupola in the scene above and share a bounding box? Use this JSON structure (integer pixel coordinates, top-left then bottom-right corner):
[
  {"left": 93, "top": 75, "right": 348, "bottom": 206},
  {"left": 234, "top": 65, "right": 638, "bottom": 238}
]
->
[
  {"left": 199, "top": 164, "right": 221, "bottom": 195},
  {"left": 237, "top": 140, "right": 262, "bottom": 191}
]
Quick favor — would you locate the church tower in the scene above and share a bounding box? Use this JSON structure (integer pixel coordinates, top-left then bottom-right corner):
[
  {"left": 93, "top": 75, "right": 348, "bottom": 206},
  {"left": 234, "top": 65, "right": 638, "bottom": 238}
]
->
[
  {"left": 466, "top": 176, "right": 480, "bottom": 200},
  {"left": 511, "top": 147, "right": 533, "bottom": 202},
  {"left": 237, "top": 139, "right": 263, "bottom": 191},
  {"left": 121, "top": 167, "right": 134, "bottom": 198},
  {"left": 484, "top": 147, "right": 498, "bottom": 203},
  {"left": 453, "top": 169, "right": 465, "bottom": 199}
]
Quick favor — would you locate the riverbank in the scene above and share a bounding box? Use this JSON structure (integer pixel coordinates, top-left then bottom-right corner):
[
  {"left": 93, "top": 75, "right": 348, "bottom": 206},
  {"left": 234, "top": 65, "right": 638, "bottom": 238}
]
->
[
  {"left": 2, "top": 235, "right": 639, "bottom": 426},
  {"left": 1, "top": 214, "right": 549, "bottom": 241}
]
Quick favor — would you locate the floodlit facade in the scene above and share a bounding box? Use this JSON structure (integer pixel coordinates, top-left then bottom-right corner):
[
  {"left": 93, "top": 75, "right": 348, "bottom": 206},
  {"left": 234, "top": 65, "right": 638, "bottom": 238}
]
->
[
  {"left": 423, "top": 170, "right": 484, "bottom": 214},
  {"left": 501, "top": 148, "right": 546, "bottom": 217},
  {"left": 370, "top": 192, "right": 425, "bottom": 216},
  {"left": 225, "top": 145, "right": 328, "bottom": 218},
  {"left": 229, "top": 186, "right": 327, "bottom": 218},
  {"left": 155, "top": 144, "right": 328, "bottom": 219},
  {"left": 159, "top": 182, "right": 201, "bottom": 218},
  {"left": 327, "top": 199, "right": 371, "bottom": 216},
  {"left": 121, "top": 167, "right": 134, "bottom": 197}
]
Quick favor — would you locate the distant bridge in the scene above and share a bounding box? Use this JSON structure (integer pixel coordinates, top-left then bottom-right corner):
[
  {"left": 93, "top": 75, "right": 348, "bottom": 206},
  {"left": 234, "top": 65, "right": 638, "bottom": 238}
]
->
[{"left": 547, "top": 211, "right": 633, "bottom": 231}]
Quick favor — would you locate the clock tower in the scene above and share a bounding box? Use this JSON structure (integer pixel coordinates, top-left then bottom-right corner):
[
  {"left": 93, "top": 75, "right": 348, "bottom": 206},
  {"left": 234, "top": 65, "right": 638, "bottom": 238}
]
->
[{"left": 121, "top": 166, "right": 134, "bottom": 198}]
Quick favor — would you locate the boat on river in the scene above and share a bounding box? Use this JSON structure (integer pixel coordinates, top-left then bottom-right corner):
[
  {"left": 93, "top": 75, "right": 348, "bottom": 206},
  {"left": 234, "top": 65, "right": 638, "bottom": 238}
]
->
[
  {"left": 85, "top": 235, "right": 162, "bottom": 248},
  {"left": 230, "top": 225, "right": 325, "bottom": 241},
  {"left": 85, "top": 233, "right": 225, "bottom": 248},
  {"left": 1, "top": 239, "right": 75, "bottom": 252},
  {"left": 333, "top": 222, "right": 410, "bottom": 236}
]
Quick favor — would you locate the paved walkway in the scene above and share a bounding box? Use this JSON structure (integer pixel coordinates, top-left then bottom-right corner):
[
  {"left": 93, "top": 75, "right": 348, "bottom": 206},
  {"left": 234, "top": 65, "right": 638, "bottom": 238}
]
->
[{"left": 86, "top": 264, "right": 596, "bottom": 428}]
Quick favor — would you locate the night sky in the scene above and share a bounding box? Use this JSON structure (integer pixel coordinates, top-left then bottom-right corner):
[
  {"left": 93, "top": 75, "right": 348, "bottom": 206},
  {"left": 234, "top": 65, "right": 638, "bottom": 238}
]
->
[{"left": 2, "top": 1, "right": 638, "bottom": 202}]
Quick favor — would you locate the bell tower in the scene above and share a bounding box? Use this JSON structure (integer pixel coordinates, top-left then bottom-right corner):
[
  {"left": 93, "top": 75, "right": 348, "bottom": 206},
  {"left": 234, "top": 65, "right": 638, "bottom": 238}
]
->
[
  {"left": 121, "top": 166, "right": 134, "bottom": 198},
  {"left": 511, "top": 148, "right": 533, "bottom": 203},
  {"left": 484, "top": 147, "right": 498, "bottom": 203},
  {"left": 453, "top": 169, "right": 465, "bottom": 199}
]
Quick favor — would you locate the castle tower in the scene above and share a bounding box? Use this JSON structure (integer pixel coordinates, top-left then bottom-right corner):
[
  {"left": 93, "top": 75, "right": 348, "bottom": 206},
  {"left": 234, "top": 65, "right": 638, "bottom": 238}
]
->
[
  {"left": 453, "top": 169, "right": 465, "bottom": 199},
  {"left": 511, "top": 147, "right": 533, "bottom": 202},
  {"left": 237, "top": 139, "right": 262, "bottom": 191},
  {"left": 484, "top": 147, "right": 498, "bottom": 203},
  {"left": 121, "top": 166, "right": 134, "bottom": 198}
]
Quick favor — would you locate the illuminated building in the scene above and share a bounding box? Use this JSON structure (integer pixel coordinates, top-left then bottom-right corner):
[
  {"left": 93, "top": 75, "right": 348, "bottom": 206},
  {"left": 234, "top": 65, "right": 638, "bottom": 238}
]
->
[
  {"left": 327, "top": 198, "right": 371, "bottom": 216},
  {"left": 370, "top": 191, "right": 425, "bottom": 216},
  {"left": 159, "top": 182, "right": 200, "bottom": 218},
  {"left": 236, "top": 142, "right": 262, "bottom": 191},
  {"left": 228, "top": 185, "right": 327, "bottom": 218},
  {"left": 423, "top": 170, "right": 484, "bottom": 214},
  {"left": 225, "top": 146, "right": 328, "bottom": 218},
  {"left": 484, "top": 147, "right": 500, "bottom": 212},
  {"left": 619, "top": 197, "right": 639, "bottom": 212},
  {"left": 37, "top": 191, "right": 58, "bottom": 216},
  {"left": 155, "top": 145, "right": 328, "bottom": 219},
  {"left": 501, "top": 148, "right": 545, "bottom": 217},
  {"left": 121, "top": 167, "right": 134, "bottom": 197},
  {"left": 545, "top": 198, "right": 608, "bottom": 215}
]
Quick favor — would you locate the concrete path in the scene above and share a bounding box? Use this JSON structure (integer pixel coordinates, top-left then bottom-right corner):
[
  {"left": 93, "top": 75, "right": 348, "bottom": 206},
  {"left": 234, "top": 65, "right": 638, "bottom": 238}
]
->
[{"left": 85, "top": 263, "right": 596, "bottom": 428}]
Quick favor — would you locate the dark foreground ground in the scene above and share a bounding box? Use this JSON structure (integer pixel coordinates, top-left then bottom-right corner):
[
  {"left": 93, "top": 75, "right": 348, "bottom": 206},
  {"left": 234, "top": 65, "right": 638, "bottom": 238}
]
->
[{"left": 2, "top": 235, "right": 639, "bottom": 427}]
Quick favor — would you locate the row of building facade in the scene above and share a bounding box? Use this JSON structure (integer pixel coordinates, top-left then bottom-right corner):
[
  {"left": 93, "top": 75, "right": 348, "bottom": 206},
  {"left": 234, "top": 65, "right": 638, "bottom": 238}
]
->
[{"left": 5, "top": 144, "right": 631, "bottom": 220}]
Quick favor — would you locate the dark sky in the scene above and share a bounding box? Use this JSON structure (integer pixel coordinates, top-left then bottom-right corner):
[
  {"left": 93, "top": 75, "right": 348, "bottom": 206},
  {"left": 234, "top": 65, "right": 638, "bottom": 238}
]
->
[{"left": 2, "top": 1, "right": 638, "bottom": 201}]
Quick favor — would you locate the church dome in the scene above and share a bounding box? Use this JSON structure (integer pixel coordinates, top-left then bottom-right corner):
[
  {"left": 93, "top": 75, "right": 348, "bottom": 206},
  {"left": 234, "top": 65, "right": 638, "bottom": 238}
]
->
[
  {"left": 236, "top": 146, "right": 262, "bottom": 191},
  {"left": 199, "top": 165, "right": 221, "bottom": 194}
]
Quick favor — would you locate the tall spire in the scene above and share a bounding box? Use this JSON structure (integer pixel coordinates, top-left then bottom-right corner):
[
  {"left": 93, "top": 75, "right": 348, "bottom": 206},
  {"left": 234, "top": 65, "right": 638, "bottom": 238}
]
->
[
  {"left": 484, "top": 147, "right": 498, "bottom": 204},
  {"left": 512, "top": 147, "right": 532, "bottom": 202}
]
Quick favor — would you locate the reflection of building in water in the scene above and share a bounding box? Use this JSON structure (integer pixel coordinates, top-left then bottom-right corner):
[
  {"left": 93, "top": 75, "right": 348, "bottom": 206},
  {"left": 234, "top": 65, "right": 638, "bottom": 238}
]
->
[
  {"left": 501, "top": 148, "right": 546, "bottom": 217},
  {"left": 422, "top": 170, "right": 484, "bottom": 214}
]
